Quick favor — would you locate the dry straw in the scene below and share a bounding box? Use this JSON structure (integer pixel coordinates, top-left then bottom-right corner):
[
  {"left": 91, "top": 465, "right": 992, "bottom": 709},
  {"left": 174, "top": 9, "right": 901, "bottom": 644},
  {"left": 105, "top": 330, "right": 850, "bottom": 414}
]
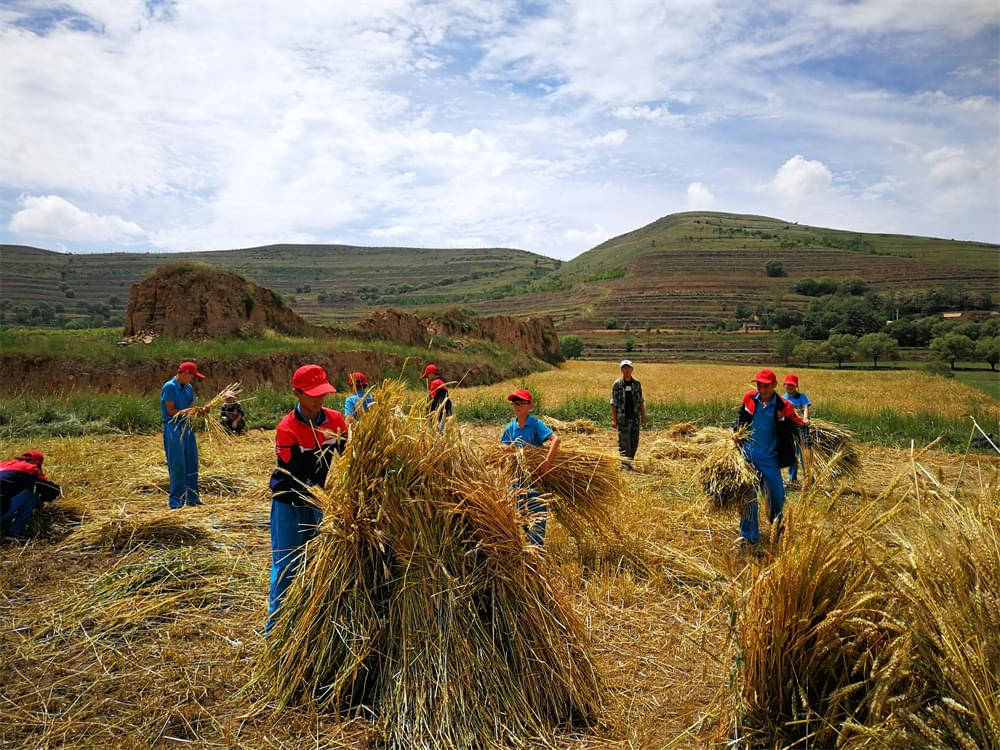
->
[
  {"left": 251, "top": 382, "right": 602, "bottom": 750},
  {"left": 172, "top": 381, "right": 242, "bottom": 444},
  {"left": 543, "top": 415, "right": 599, "bottom": 433},
  {"left": 65, "top": 511, "right": 214, "bottom": 551},
  {"left": 697, "top": 427, "right": 759, "bottom": 511},
  {"left": 484, "top": 442, "right": 624, "bottom": 544},
  {"left": 808, "top": 418, "right": 861, "bottom": 483}
]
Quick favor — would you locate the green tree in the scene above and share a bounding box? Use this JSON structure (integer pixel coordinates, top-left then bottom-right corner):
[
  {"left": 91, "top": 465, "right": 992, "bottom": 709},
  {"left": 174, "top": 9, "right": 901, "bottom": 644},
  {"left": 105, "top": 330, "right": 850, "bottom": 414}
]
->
[
  {"left": 794, "top": 341, "right": 829, "bottom": 366},
  {"left": 623, "top": 338, "right": 635, "bottom": 353},
  {"left": 856, "top": 332, "right": 898, "bottom": 369},
  {"left": 974, "top": 336, "right": 1000, "bottom": 371},
  {"left": 559, "top": 335, "right": 584, "bottom": 359},
  {"left": 826, "top": 333, "right": 858, "bottom": 368},
  {"left": 764, "top": 259, "right": 785, "bottom": 277},
  {"left": 775, "top": 330, "right": 801, "bottom": 364},
  {"left": 930, "top": 333, "right": 975, "bottom": 370}
]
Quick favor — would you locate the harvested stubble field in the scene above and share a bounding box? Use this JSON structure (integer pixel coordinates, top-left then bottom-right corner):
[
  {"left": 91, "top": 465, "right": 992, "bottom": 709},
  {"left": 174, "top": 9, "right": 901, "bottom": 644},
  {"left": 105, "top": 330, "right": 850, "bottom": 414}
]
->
[{"left": 1, "top": 393, "right": 998, "bottom": 748}]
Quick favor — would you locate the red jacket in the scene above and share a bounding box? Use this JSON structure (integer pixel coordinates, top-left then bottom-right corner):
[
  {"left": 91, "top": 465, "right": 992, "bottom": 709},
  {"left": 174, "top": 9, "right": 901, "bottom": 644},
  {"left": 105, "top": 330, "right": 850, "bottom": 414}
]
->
[{"left": 269, "top": 406, "right": 347, "bottom": 505}]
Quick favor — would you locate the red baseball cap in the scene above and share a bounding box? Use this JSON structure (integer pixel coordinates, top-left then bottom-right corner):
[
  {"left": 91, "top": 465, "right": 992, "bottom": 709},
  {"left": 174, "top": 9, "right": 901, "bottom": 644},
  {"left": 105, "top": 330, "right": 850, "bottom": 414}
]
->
[
  {"left": 18, "top": 450, "right": 44, "bottom": 466},
  {"left": 507, "top": 388, "right": 533, "bottom": 403},
  {"left": 420, "top": 364, "right": 439, "bottom": 379},
  {"left": 178, "top": 361, "right": 205, "bottom": 379},
  {"left": 784, "top": 374, "right": 799, "bottom": 387},
  {"left": 429, "top": 378, "right": 446, "bottom": 396},
  {"left": 292, "top": 364, "right": 336, "bottom": 397},
  {"left": 350, "top": 371, "right": 368, "bottom": 386},
  {"left": 751, "top": 369, "right": 777, "bottom": 385}
]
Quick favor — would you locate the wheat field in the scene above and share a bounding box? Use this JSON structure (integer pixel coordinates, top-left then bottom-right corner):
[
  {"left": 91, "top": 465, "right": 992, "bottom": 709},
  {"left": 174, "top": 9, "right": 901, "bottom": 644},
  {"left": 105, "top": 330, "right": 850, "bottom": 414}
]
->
[{"left": 1, "top": 369, "right": 997, "bottom": 748}]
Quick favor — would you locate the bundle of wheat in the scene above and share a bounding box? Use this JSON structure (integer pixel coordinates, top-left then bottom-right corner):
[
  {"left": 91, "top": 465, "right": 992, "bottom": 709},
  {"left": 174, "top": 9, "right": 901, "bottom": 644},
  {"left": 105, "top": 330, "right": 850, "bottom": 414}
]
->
[
  {"left": 66, "top": 512, "right": 214, "bottom": 551},
  {"left": 666, "top": 421, "right": 699, "bottom": 439},
  {"left": 808, "top": 418, "right": 861, "bottom": 482},
  {"left": 252, "top": 383, "right": 602, "bottom": 750},
  {"left": 172, "top": 382, "right": 242, "bottom": 443},
  {"left": 24, "top": 497, "right": 88, "bottom": 539},
  {"left": 647, "top": 438, "right": 705, "bottom": 461},
  {"left": 131, "top": 469, "right": 255, "bottom": 496},
  {"left": 543, "top": 416, "right": 599, "bottom": 433},
  {"left": 691, "top": 426, "right": 733, "bottom": 444},
  {"left": 484, "top": 443, "right": 624, "bottom": 544},
  {"left": 696, "top": 429, "right": 759, "bottom": 511}
]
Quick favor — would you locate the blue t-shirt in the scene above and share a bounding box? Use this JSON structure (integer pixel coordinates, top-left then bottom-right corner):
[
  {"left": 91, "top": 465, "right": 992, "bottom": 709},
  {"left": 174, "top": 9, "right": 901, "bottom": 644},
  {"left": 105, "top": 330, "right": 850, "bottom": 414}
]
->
[
  {"left": 500, "top": 415, "right": 553, "bottom": 448},
  {"left": 783, "top": 391, "right": 811, "bottom": 412},
  {"left": 160, "top": 377, "right": 195, "bottom": 423},
  {"left": 749, "top": 393, "right": 779, "bottom": 459},
  {"left": 343, "top": 391, "right": 375, "bottom": 419}
]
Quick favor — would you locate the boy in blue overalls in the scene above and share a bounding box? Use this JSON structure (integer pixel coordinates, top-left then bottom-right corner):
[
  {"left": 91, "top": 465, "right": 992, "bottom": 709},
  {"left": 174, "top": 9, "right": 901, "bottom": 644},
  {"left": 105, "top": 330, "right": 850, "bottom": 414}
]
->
[
  {"left": 500, "top": 388, "right": 560, "bottom": 546},
  {"left": 781, "top": 373, "right": 812, "bottom": 485},
  {"left": 733, "top": 369, "right": 805, "bottom": 545},
  {"left": 266, "top": 364, "right": 347, "bottom": 633},
  {"left": 160, "top": 361, "right": 206, "bottom": 509}
]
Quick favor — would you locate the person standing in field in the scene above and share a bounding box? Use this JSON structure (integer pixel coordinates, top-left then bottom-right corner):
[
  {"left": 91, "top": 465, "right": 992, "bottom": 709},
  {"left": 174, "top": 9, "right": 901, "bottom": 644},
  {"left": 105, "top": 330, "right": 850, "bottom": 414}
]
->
[
  {"left": 733, "top": 369, "right": 805, "bottom": 546},
  {"left": 610, "top": 359, "right": 647, "bottom": 470},
  {"left": 500, "top": 389, "right": 560, "bottom": 546},
  {"left": 343, "top": 372, "right": 375, "bottom": 425},
  {"left": 266, "top": 364, "right": 347, "bottom": 633},
  {"left": 427, "top": 378, "right": 453, "bottom": 431},
  {"left": 1, "top": 450, "right": 61, "bottom": 542},
  {"left": 160, "top": 361, "right": 207, "bottom": 509},
  {"left": 781, "top": 374, "right": 812, "bottom": 486}
]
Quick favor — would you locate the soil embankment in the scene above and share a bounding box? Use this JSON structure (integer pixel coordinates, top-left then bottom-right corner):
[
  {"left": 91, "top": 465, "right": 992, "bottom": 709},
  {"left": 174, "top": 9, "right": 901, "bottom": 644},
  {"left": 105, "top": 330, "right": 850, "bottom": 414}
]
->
[{"left": 0, "top": 350, "right": 541, "bottom": 395}]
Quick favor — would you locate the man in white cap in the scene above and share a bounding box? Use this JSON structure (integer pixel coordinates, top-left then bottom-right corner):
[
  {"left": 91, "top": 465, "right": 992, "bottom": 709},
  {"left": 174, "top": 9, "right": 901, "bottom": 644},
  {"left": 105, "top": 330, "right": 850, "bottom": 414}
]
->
[{"left": 610, "top": 359, "right": 647, "bottom": 469}]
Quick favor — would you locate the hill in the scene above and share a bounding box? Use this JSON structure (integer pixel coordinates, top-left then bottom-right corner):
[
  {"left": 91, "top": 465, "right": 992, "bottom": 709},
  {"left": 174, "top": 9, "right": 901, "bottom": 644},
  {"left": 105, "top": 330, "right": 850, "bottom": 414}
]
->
[{"left": 2, "top": 213, "right": 996, "bottom": 335}]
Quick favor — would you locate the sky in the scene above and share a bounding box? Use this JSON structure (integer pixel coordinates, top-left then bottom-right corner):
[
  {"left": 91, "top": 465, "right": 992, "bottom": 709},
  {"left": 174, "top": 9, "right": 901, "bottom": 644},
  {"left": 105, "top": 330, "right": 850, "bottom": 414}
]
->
[{"left": 1, "top": 0, "right": 998, "bottom": 259}]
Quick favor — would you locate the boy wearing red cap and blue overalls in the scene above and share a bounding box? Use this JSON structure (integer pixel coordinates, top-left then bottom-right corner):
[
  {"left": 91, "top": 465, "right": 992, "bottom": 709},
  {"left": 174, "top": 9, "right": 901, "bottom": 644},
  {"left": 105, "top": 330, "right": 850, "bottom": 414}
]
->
[
  {"left": 733, "top": 369, "right": 805, "bottom": 545},
  {"left": 160, "top": 361, "right": 206, "bottom": 509},
  {"left": 781, "top": 373, "right": 812, "bottom": 484},
  {"left": 500, "top": 389, "right": 560, "bottom": 546},
  {"left": 1, "top": 450, "right": 61, "bottom": 541},
  {"left": 266, "top": 364, "right": 347, "bottom": 632},
  {"left": 427, "top": 378, "right": 453, "bottom": 432}
]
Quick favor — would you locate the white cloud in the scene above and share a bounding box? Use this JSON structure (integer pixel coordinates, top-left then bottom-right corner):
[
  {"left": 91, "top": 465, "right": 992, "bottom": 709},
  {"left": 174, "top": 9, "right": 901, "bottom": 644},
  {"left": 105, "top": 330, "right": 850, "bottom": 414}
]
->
[
  {"left": 587, "top": 129, "right": 628, "bottom": 147},
  {"left": 563, "top": 223, "right": 611, "bottom": 249},
  {"left": 686, "top": 182, "right": 716, "bottom": 209},
  {"left": 9, "top": 194, "right": 144, "bottom": 242},
  {"left": 771, "top": 155, "right": 833, "bottom": 201},
  {"left": 612, "top": 104, "right": 673, "bottom": 121}
]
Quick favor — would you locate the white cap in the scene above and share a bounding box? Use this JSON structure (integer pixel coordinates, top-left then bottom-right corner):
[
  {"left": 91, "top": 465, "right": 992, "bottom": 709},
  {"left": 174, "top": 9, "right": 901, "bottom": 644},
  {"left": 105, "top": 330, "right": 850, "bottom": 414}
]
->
[{"left": 620, "top": 359, "right": 633, "bottom": 368}]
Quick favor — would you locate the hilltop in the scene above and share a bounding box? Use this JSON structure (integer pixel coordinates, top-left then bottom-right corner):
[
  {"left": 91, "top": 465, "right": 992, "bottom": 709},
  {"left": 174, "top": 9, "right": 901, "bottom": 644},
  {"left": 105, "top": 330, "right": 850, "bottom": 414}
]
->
[{"left": 2, "top": 212, "right": 996, "bottom": 336}]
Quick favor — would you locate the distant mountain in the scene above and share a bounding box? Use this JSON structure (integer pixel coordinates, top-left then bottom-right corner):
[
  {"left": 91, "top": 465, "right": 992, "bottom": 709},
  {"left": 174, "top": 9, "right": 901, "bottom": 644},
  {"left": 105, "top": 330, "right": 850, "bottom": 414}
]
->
[{"left": 2, "top": 212, "right": 997, "bottom": 331}]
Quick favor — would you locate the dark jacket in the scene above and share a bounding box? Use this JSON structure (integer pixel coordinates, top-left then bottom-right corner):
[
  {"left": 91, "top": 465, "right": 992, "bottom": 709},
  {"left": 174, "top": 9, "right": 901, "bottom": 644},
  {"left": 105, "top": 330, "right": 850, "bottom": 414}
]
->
[
  {"left": 734, "top": 391, "right": 805, "bottom": 469},
  {"left": 0, "top": 459, "right": 61, "bottom": 515}
]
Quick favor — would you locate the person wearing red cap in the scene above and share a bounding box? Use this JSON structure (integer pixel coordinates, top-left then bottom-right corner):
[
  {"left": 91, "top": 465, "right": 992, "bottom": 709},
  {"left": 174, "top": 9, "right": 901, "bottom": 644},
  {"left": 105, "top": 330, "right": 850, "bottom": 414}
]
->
[
  {"left": 733, "top": 369, "right": 805, "bottom": 546},
  {"left": 1, "top": 450, "right": 61, "bottom": 541},
  {"left": 343, "top": 372, "right": 375, "bottom": 425},
  {"left": 427, "top": 378, "right": 453, "bottom": 431},
  {"left": 420, "top": 363, "right": 441, "bottom": 391},
  {"left": 500, "top": 388, "right": 561, "bottom": 546},
  {"left": 266, "top": 364, "right": 348, "bottom": 633},
  {"left": 160, "top": 361, "right": 207, "bottom": 509},
  {"left": 782, "top": 374, "right": 812, "bottom": 485}
]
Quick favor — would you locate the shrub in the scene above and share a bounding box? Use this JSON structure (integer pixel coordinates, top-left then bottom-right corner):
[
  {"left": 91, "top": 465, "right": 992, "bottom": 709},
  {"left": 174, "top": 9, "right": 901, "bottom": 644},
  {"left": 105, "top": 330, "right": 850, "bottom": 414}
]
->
[
  {"left": 559, "top": 335, "right": 584, "bottom": 359},
  {"left": 764, "top": 260, "right": 785, "bottom": 277}
]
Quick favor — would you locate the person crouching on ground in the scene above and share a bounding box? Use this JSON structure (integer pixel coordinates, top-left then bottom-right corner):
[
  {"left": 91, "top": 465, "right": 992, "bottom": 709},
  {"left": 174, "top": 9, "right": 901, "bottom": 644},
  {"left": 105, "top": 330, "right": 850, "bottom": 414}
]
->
[
  {"left": 610, "top": 359, "right": 647, "bottom": 470},
  {"left": 733, "top": 369, "right": 805, "bottom": 546},
  {"left": 781, "top": 373, "right": 812, "bottom": 486},
  {"left": 343, "top": 372, "right": 375, "bottom": 425},
  {"left": 427, "top": 378, "right": 453, "bottom": 432},
  {"left": 160, "top": 361, "right": 207, "bottom": 509},
  {"left": 1, "top": 450, "right": 61, "bottom": 542},
  {"left": 220, "top": 392, "right": 246, "bottom": 435},
  {"left": 500, "top": 389, "right": 560, "bottom": 546},
  {"left": 266, "top": 364, "right": 347, "bottom": 633}
]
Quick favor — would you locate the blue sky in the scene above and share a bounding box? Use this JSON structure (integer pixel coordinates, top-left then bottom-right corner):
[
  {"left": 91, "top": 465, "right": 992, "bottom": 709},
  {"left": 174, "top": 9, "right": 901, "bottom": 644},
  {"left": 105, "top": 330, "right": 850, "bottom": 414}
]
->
[{"left": 1, "top": 0, "right": 997, "bottom": 258}]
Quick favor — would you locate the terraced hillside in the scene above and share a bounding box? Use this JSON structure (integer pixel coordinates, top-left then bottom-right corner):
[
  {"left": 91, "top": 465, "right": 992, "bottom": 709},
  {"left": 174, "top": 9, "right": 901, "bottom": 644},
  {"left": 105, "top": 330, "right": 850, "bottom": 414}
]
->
[{"left": 2, "top": 212, "right": 996, "bottom": 333}]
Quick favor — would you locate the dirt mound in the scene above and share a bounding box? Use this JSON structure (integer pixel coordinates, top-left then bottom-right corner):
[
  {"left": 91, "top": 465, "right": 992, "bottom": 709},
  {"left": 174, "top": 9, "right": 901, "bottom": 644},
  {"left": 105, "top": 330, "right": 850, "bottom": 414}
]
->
[
  {"left": 124, "top": 264, "right": 323, "bottom": 339},
  {"left": 356, "top": 307, "right": 561, "bottom": 363}
]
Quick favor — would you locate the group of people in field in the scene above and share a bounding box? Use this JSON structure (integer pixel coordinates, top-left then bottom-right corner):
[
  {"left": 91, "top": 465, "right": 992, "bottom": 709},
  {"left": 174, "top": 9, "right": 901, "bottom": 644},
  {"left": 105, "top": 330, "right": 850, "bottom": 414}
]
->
[{"left": 2, "top": 357, "right": 813, "bottom": 625}]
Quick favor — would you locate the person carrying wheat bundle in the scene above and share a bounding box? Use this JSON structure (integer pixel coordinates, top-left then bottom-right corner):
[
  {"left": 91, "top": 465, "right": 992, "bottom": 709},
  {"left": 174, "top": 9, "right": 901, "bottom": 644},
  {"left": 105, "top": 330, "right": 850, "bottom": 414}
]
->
[
  {"left": 733, "top": 369, "right": 805, "bottom": 547},
  {"left": 500, "top": 388, "right": 561, "bottom": 546},
  {"left": 160, "top": 361, "right": 207, "bottom": 509}
]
